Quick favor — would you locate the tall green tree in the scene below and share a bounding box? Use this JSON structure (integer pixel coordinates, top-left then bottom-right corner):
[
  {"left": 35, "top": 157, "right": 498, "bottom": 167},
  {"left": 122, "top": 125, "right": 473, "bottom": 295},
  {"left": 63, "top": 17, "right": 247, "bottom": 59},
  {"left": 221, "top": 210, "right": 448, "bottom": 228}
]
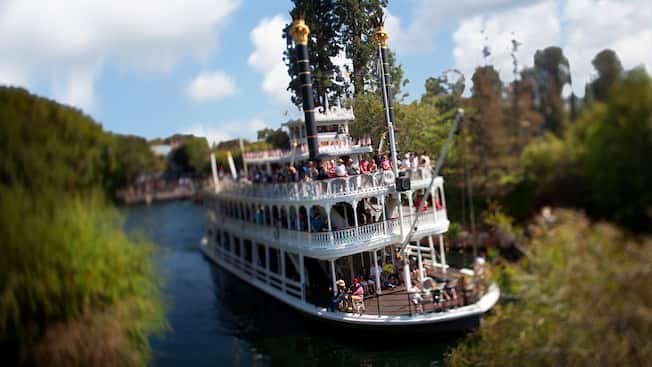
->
[
  {"left": 588, "top": 49, "right": 623, "bottom": 102},
  {"left": 257, "top": 127, "right": 291, "bottom": 149},
  {"left": 507, "top": 68, "right": 652, "bottom": 233},
  {"left": 335, "top": 0, "right": 387, "bottom": 95},
  {"left": 510, "top": 67, "right": 545, "bottom": 148},
  {"left": 534, "top": 46, "right": 571, "bottom": 134},
  {"left": 168, "top": 136, "right": 210, "bottom": 175},
  {"left": 0, "top": 87, "right": 165, "bottom": 365},
  {"left": 467, "top": 66, "right": 510, "bottom": 199},
  {"left": 284, "top": 0, "right": 344, "bottom": 108}
]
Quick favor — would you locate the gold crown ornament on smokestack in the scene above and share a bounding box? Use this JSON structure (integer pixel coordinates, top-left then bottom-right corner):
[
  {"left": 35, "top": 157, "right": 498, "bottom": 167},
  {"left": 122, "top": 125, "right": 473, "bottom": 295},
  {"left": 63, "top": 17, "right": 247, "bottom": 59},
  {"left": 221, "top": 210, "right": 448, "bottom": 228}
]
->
[
  {"left": 289, "top": 17, "right": 310, "bottom": 45},
  {"left": 373, "top": 25, "right": 389, "bottom": 48}
]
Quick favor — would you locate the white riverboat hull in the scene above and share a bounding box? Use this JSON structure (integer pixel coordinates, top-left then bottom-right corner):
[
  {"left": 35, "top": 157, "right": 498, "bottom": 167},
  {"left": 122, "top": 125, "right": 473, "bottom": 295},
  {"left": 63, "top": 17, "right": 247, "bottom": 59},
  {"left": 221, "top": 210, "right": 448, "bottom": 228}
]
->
[{"left": 201, "top": 237, "right": 500, "bottom": 332}]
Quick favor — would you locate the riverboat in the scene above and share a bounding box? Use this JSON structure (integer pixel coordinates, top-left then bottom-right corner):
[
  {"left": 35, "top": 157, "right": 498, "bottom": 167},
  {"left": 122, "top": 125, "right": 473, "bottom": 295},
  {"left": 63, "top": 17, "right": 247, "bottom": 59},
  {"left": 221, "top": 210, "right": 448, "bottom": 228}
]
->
[{"left": 200, "top": 16, "right": 499, "bottom": 332}]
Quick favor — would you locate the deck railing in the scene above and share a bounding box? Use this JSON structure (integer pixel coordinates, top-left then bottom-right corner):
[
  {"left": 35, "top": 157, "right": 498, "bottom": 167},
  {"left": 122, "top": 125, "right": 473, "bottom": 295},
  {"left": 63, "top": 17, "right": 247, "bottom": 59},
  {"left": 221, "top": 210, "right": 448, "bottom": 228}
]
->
[
  {"left": 218, "top": 167, "right": 435, "bottom": 201},
  {"left": 215, "top": 208, "right": 448, "bottom": 252}
]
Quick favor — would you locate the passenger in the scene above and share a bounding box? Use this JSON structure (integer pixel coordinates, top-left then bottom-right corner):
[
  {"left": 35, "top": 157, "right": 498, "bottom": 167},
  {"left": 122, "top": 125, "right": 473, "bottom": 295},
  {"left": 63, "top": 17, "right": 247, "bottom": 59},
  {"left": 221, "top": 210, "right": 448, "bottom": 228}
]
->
[
  {"left": 302, "top": 161, "right": 313, "bottom": 181},
  {"left": 335, "top": 159, "right": 347, "bottom": 177},
  {"left": 381, "top": 155, "right": 391, "bottom": 171},
  {"left": 374, "top": 153, "right": 382, "bottom": 168},
  {"left": 317, "top": 161, "right": 328, "bottom": 180},
  {"left": 347, "top": 159, "right": 360, "bottom": 175},
  {"left": 360, "top": 158, "right": 369, "bottom": 173},
  {"left": 414, "top": 195, "right": 428, "bottom": 213},
  {"left": 330, "top": 279, "right": 347, "bottom": 312},
  {"left": 444, "top": 279, "right": 459, "bottom": 309},
  {"left": 351, "top": 277, "right": 364, "bottom": 297},
  {"left": 402, "top": 153, "right": 410, "bottom": 169},
  {"left": 255, "top": 207, "right": 264, "bottom": 225},
  {"left": 432, "top": 281, "right": 445, "bottom": 312},
  {"left": 368, "top": 161, "right": 378, "bottom": 173},
  {"left": 420, "top": 151, "right": 431, "bottom": 167},
  {"left": 411, "top": 153, "right": 419, "bottom": 169},
  {"left": 310, "top": 211, "right": 324, "bottom": 232},
  {"left": 287, "top": 164, "right": 298, "bottom": 182},
  {"left": 409, "top": 283, "right": 424, "bottom": 314},
  {"left": 328, "top": 160, "right": 336, "bottom": 178}
]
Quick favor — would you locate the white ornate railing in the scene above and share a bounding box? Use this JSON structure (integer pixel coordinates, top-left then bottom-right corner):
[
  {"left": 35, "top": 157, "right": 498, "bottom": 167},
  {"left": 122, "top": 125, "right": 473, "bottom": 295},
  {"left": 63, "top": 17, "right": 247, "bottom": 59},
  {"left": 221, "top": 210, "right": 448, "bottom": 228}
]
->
[
  {"left": 215, "top": 208, "right": 448, "bottom": 253},
  {"left": 218, "top": 167, "right": 435, "bottom": 202}
]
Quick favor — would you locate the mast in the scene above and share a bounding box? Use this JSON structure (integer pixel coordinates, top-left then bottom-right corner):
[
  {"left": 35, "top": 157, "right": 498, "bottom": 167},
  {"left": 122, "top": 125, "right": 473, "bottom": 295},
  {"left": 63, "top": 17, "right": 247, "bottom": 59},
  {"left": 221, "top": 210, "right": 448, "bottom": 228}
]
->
[{"left": 289, "top": 15, "right": 319, "bottom": 160}]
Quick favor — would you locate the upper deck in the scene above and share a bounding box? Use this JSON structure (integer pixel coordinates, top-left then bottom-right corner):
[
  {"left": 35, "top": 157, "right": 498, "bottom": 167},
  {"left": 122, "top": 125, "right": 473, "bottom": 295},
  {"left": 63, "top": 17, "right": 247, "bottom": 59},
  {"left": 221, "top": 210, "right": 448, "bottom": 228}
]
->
[{"left": 216, "top": 167, "right": 438, "bottom": 205}]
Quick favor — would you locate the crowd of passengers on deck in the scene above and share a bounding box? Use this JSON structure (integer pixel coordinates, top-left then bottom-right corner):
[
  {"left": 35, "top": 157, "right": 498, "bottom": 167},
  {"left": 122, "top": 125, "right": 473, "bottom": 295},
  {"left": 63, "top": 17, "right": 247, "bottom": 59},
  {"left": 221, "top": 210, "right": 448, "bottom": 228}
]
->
[
  {"left": 219, "top": 186, "right": 443, "bottom": 234},
  {"left": 329, "top": 253, "right": 488, "bottom": 315},
  {"left": 247, "top": 151, "right": 432, "bottom": 184}
]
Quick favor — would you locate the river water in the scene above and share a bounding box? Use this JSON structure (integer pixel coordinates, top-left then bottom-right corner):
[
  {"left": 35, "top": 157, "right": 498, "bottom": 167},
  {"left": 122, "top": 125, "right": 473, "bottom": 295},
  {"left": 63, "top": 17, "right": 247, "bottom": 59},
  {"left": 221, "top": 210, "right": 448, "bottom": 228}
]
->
[{"left": 124, "top": 200, "right": 466, "bottom": 367}]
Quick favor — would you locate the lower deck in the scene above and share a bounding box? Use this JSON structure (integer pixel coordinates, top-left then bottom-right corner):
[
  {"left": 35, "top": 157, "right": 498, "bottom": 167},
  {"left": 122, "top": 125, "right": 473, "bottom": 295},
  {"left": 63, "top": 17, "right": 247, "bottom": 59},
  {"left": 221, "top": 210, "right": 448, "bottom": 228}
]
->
[{"left": 201, "top": 234, "right": 499, "bottom": 328}]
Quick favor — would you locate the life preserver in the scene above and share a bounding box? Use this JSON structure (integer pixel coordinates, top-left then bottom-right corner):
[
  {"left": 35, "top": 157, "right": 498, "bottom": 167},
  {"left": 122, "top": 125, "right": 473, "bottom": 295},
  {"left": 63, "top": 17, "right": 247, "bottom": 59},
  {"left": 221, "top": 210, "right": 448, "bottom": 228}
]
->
[
  {"left": 421, "top": 277, "right": 435, "bottom": 292},
  {"left": 382, "top": 170, "right": 394, "bottom": 185}
]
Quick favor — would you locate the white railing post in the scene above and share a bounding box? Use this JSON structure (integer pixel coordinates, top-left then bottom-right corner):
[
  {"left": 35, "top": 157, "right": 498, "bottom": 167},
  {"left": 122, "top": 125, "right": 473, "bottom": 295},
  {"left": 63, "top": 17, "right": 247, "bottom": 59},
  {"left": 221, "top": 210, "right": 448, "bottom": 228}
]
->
[
  {"left": 326, "top": 204, "right": 334, "bottom": 247},
  {"left": 428, "top": 235, "right": 436, "bottom": 267},
  {"left": 373, "top": 250, "right": 381, "bottom": 295},
  {"left": 280, "top": 249, "right": 286, "bottom": 293},
  {"left": 299, "top": 253, "right": 305, "bottom": 302},
  {"left": 439, "top": 234, "right": 447, "bottom": 273},
  {"left": 330, "top": 259, "right": 337, "bottom": 296}
]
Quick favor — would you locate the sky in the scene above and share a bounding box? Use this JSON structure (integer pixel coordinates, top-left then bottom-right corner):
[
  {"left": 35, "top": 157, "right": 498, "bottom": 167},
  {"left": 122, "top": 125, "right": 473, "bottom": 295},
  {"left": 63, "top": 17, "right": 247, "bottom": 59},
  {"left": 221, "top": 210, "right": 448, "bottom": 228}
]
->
[{"left": 1, "top": 0, "right": 650, "bottom": 145}]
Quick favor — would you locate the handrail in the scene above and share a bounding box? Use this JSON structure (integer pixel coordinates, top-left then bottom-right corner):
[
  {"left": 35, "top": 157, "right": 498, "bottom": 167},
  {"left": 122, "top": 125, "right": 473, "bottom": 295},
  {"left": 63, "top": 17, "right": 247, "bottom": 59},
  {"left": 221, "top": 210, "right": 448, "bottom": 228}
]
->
[
  {"left": 218, "top": 167, "right": 435, "bottom": 201},
  {"left": 216, "top": 208, "right": 448, "bottom": 251}
]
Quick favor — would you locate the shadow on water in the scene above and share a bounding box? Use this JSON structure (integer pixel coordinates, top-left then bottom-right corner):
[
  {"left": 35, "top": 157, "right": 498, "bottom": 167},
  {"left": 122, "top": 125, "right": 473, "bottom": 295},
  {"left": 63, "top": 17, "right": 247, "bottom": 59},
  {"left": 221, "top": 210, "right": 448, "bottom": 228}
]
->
[
  {"left": 124, "top": 201, "right": 465, "bottom": 367},
  {"left": 210, "top": 264, "right": 464, "bottom": 367}
]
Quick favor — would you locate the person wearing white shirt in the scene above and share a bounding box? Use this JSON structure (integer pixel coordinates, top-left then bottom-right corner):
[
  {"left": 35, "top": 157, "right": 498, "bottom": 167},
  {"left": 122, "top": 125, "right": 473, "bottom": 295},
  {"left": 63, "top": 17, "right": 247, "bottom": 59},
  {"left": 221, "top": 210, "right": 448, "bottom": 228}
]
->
[
  {"left": 335, "top": 159, "right": 347, "bottom": 177},
  {"left": 402, "top": 153, "right": 410, "bottom": 169}
]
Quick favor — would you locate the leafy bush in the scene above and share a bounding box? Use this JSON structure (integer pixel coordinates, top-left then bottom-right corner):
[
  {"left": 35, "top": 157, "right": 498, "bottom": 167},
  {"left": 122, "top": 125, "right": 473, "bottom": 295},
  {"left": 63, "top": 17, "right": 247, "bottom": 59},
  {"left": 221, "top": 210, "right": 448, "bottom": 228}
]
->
[
  {"left": 0, "top": 188, "right": 166, "bottom": 365},
  {"left": 446, "top": 210, "right": 652, "bottom": 366}
]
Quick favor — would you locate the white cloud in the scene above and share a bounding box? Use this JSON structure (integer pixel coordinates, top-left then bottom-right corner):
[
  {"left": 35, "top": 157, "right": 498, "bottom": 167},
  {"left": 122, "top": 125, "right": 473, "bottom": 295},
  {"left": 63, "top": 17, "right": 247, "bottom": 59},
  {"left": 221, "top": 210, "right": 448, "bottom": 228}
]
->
[
  {"left": 390, "top": 0, "right": 543, "bottom": 53},
  {"left": 562, "top": 0, "right": 652, "bottom": 96},
  {"left": 186, "top": 118, "right": 268, "bottom": 146},
  {"left": 186, "top": 71, "right": 237, "bottom": 102},
  {"left": 449, "top": 0, "right": 651, "bottom": 97},
  {"left": 452, "top": 1, "right": 561, "bottom": 92},
  {"left": 0, "top": 0, "right": 240, "bottom": 110},
  {"left": 248, "top": 15, "right": 292, "bottom": 105}
]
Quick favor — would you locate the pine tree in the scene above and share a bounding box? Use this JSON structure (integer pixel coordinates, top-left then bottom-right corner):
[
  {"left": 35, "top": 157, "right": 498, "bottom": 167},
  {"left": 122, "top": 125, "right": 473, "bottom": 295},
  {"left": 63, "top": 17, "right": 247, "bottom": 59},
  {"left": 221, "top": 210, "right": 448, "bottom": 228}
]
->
[
  {"left": 335, "top": 0, "right": 387, "bottom": 95},
  {"left": 284, "top": 0, "right": 344, "bottom": 108},
  {"left": 533, "top": 46, "right": 571, "bottom": 135}
]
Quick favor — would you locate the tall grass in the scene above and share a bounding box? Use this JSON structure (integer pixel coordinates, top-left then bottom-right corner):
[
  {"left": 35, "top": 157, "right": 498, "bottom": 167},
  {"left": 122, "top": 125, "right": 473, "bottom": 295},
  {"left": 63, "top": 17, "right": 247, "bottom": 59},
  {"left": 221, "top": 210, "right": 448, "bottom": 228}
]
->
[{"left": 0, "top": 187, "right": 166, "bottom": 365}]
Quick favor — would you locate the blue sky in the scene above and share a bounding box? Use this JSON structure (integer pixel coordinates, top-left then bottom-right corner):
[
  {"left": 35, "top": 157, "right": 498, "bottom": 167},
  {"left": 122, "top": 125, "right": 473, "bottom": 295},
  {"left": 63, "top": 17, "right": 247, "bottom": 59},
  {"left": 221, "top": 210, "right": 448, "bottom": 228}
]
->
[{"left": 1, "top": 0, "right": 650, "bottom": 144}]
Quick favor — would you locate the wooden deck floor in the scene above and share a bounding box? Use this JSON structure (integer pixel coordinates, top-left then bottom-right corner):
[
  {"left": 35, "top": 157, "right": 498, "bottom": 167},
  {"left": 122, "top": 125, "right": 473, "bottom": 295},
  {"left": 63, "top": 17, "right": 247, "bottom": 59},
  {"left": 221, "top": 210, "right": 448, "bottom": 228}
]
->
[
  {"left": 349, "top": 267, "right": 472, "bottom": 317},
  {"left": 359, "top": 286, "right": 413, "bottom": 316}
]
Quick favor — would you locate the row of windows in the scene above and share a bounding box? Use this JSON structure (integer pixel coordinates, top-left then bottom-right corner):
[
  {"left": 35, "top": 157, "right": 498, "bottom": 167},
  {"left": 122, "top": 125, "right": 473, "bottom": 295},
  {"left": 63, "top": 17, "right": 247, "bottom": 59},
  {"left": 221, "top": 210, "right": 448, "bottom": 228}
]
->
[{"left": 210, "top": 229, "right": 300, "bottom": 282}]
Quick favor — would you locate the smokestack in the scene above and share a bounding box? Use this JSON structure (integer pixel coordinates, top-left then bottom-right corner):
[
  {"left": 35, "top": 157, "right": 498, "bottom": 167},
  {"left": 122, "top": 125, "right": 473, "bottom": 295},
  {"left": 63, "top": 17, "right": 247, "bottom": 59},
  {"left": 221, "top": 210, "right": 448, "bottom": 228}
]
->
[
  {"left": 290, "top": 15, "right": 319, "bottom": 160},
  {"left": 373, "top": 25, "right": 396, "bottom": 131}
]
